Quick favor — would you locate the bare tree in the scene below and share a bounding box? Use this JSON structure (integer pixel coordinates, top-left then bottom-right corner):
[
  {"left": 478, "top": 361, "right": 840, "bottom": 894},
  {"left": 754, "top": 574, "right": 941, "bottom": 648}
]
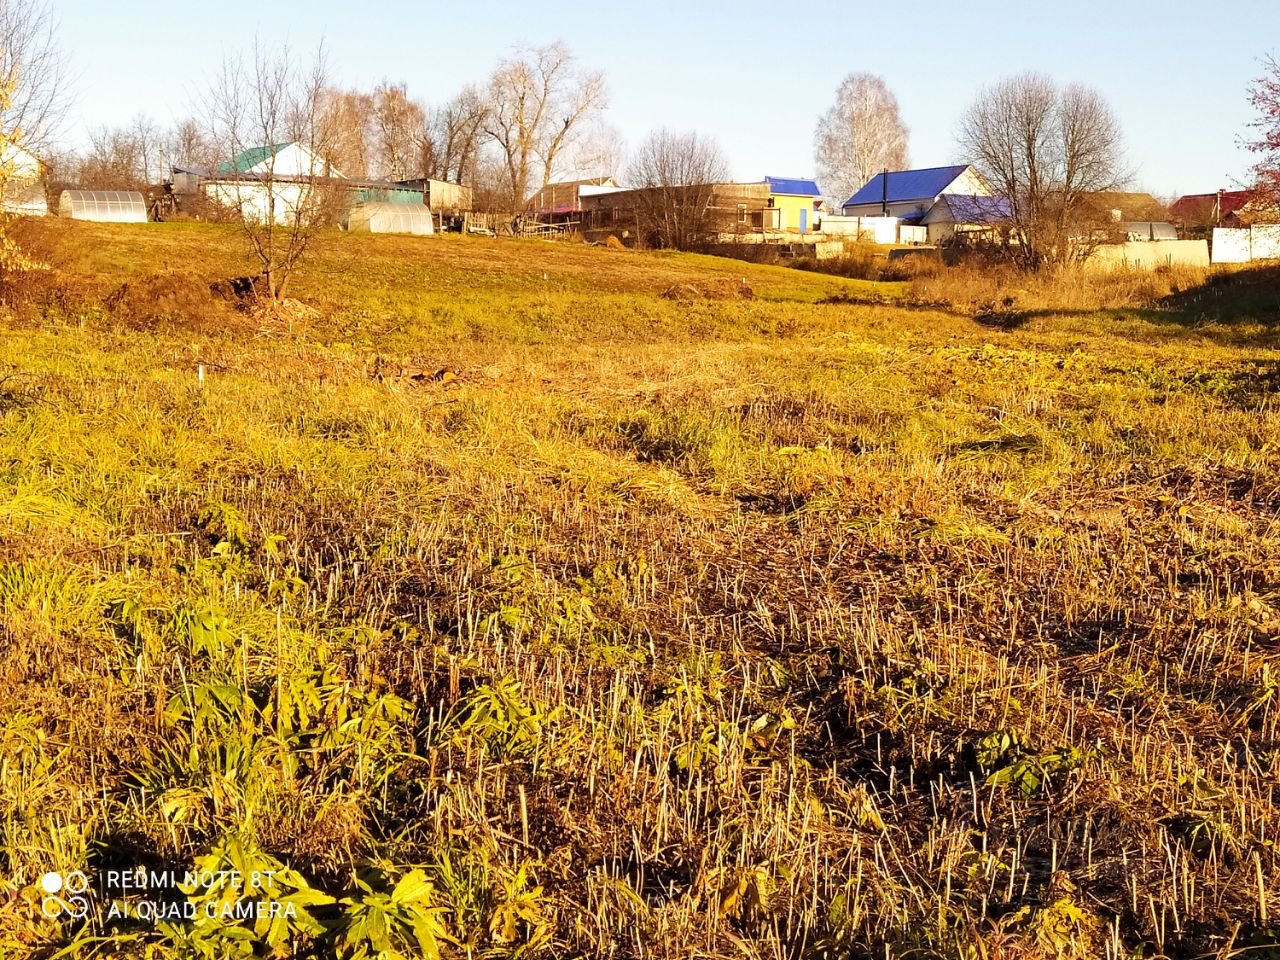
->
[
  {"left": 957, "top": 72, "right": 1126, "bottom": 269},
  {"left": 205, "top": 40, "right": 333, "bottom": 302},
  {"left": 0, "top": 0, "right": 65, "bottom": 270},
  {"left": 814, "top": 73, "right": 909, "bottom": 207},
  {"left": 370, "top": 81, "right": 427, "bottom": 181},
  {"left": 73, "top": 115, "right": 168, "bottom": 189},
  {"left": 0, "top": 0, "right": 65, "bottom": 156},
  {"left": 318, "top": 88, "right": 372, "bottom": 178},
  {"left": 485, "top": 42, "right": 606, "bottom": 206},
  {"left": 1247, "top": 54, "right": 1280, "bottom": 213},
  {"left": 569, "top": 119, "right": 625, "bottom": 181},
  {"left": 430, "top": 85, "right": 488, "bottom": 184},
  {"left": 625, "top": 127, "right": 728, "bottom": 249},
  {"left": 165, "top": 117, "right": 218, "bottom": 174},
  {"left": 77, "top": 125, "right": 146, "bottom": 188}
]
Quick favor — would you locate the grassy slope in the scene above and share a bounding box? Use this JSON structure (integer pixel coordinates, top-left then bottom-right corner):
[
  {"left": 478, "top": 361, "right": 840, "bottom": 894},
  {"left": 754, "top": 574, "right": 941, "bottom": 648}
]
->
[{"left": 1, "top": 221, "right": 1278, "bottom": 959}]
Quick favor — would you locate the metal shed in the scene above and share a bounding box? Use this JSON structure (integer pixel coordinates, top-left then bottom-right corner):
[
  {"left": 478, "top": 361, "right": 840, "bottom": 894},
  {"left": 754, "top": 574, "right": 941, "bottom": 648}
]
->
[
  {"left": 345, "top": 202, "right": 435, "bottom": 235},
  {"left": 58, "top": 190, "right": 148, "bottom": 223}
]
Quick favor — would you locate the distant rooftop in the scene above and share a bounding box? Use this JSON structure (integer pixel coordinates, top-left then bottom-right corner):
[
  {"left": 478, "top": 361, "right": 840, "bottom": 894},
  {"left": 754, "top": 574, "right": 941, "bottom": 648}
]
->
[
  {"left": 216, "top": 143, "right": 292, "bottom": 174},
  {"left": 764, "top": 176, "right": 821, "bottom": 197},
  {"left": 938, "top": 193, "right": 1012, "bottom": 224},
  {"left": 845, "top": 164, "right": 972, "bottom": 207},
  {"left": 1170, "top": 190, "right": 1254, "bottom": 220}
]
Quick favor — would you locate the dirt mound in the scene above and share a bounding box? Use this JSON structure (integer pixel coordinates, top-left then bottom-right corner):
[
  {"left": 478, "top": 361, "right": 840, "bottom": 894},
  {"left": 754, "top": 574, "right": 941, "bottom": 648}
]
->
[
  {"left": 660, "top": 277, "right": 755, "bottom": 301},
  {"left": 210, "top": 275, "right": 269, "bottom": 301},
  {"left": 106, "top": 271, "right": 238, "bottom": 332},
  {"left": 244, "top": 296, "right": 320, "bottom": 330}
]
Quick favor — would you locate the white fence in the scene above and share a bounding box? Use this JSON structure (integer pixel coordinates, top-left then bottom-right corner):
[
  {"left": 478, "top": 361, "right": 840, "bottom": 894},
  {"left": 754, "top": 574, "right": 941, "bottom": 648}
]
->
[
  {"left": 818, "top": 215, "right": 916, "bottom": 245},
  {"left": 1211, "top": 225, "right": 1280, "bottom": 264},
  {"left": 1088, "top": 240, "right": 1209, "bottom": 272}
]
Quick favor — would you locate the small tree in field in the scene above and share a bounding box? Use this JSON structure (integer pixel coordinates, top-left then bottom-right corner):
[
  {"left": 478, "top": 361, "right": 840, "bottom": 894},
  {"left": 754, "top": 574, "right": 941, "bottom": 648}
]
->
[
  {"left": 205, "top": 41, "right": 331, "bottom": 302},
  {"left": 957, "top": 72, "right": 1126, "bottom": 269},
  {"left": 625, "top": 128, "right": 728, "bottom": 249},
  {"left": 1247, "top": 54, "right": 1280, "bottom": 211}
]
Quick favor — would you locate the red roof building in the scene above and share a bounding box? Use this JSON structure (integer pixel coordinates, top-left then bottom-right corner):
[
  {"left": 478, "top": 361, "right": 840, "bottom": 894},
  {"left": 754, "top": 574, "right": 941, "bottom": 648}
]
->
[{"left": 1169, "top": 190, "right": 1254, "bottom": 229}]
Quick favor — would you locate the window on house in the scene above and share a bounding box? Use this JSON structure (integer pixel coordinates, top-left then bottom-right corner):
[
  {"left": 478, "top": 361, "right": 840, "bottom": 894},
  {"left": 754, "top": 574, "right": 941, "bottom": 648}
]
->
[{"left": 737, "top": 204, "right": 747, "bottom": 223}]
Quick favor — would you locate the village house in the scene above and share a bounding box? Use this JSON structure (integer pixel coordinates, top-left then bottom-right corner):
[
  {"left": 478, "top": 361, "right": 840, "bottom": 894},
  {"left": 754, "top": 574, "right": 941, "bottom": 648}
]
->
[
  {"left": 527, "top": 177, "right": 621, "bottom": 223},
  {"left": 919, "top": 193, "right": 1012, "bottom": 244},
  {"left": 841, "top": 164, "right": 991, "bottom": 220},
  {"left": 172, "top": 142, "right": 433, "bottom": 226},
  {"left": 579, "top": 177, "right": 831, "bottom": 242},
  {"left": 2, "top": 142, "right": 49, "bottom": 217},
  {"left": 579, "top": 180, "right": 774, "bottom": 242},
  {"left": 763, "top": 177, "right": 823, "bottom": 233},
  {"left": 1170, "top": 189, "right": 1255, "bottom": 234},
  {"left": 173, "top": 142, "right": 344, "bottom": 224}
]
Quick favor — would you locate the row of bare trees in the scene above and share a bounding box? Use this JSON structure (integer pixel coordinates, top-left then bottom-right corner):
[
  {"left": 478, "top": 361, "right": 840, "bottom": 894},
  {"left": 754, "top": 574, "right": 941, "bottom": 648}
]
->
[
  {"left": 7, "top": 0, "right": 1278, "bottom": 282},
  {"left": 53, "top": 41, "right": 612, "bottom": 213}
]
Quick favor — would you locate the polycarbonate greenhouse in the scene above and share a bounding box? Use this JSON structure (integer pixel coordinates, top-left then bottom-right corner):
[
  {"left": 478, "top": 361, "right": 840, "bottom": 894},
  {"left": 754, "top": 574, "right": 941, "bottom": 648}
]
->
[
  {"left": 58, "top": 190, "right": 148, "bottom": 223},
  {"left": 345, "top": 202, "right": 434, "bottom": 236}
]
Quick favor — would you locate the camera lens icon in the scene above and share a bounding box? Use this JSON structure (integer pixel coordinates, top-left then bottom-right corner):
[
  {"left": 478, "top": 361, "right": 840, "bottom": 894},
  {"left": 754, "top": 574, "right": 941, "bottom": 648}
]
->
[{"left": 39, "top": 871, "right": 89, "bottom": 919}]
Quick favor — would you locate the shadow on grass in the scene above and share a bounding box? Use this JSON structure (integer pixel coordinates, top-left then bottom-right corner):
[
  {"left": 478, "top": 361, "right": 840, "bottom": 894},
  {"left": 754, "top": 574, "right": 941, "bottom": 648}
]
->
[
  {"left": 947, "top": 434, "right": 1042, "bottom": 459},
  {"left": 964, "top": 265, "right": 1280, "bottom": 344},
  {"left": 1159, "top": 264, "right": 1280, "bottom": 323}
]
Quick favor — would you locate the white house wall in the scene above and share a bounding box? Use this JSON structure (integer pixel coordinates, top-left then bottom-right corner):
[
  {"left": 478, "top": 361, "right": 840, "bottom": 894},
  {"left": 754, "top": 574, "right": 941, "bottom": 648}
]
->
[
  {"left": 245, "top": 143, "right": 332, "bottom": 178},
  {"left": 843, "top": 199, "right": 934, "bottom": 219},
  {"left": 2, "top": 143, "right": 42, "bottom": 181},
  {"left": 204, "top": 181, "right": 313, "bottom": 225},
  {"left": 948, "top": 168, "right": 990, "bottom": 197}
]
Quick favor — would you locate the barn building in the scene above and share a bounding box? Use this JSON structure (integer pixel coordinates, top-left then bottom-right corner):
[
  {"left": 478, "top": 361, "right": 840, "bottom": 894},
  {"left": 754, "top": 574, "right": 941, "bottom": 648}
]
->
[{"left": 527, "top": 177, "right": 621, "bottom": 222}]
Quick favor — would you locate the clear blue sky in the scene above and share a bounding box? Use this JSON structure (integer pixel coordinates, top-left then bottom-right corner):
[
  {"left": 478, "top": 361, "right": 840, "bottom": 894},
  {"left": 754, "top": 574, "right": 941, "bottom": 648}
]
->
[{"left": 53, "top": 0, "right": 1278, "bottom": 198}]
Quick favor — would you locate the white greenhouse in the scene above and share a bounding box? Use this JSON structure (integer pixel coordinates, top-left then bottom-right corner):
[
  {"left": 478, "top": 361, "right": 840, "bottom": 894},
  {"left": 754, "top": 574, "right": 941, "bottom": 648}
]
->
[
  {"left": 346, "top": 202, "right": 434, "bottom": 235},
  {"left": 58, "top": 190, "right": 148, "bottom": 223}
]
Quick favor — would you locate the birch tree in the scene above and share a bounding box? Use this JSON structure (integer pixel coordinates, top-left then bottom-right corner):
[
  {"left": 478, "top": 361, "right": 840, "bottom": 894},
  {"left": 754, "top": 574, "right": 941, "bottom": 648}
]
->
[
  {"left": 370, "top": 81, "right": 427, "bottom": 181},
  {"left": 813, "top": 73, "right": 909, "bottom": 206}
]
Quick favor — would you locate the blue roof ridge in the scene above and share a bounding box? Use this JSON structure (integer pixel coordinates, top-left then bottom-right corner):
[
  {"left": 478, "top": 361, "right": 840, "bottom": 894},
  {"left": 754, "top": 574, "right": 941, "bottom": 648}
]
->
[{"left": 843, "top": 164, "right": 974, "bottom": 208}]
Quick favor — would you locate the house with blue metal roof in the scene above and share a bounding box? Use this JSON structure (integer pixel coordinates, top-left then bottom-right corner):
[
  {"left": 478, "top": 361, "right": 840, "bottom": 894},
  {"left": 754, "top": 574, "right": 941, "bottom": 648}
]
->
[
  {"left": 841, "top": 164, "right": 990, "bottom": 219},
  {"left": 764, "top": 176, "right": 824, "bottom": 234}
]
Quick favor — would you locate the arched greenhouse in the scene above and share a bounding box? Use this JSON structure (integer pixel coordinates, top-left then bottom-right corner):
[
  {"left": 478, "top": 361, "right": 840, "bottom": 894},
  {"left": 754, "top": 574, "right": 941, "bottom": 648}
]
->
[
  {"left": 345, "top": 202, "right": 434, "bottom": 236},
  {"left": 58, "top": 190, "right": 148, "bottom": 223}
]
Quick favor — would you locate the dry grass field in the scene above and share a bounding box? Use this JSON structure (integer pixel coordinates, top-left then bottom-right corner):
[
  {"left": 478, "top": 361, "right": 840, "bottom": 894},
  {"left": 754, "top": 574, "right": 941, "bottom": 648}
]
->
[{"left": 0, "top": 219, "right": 1278, "bottom": 959}]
